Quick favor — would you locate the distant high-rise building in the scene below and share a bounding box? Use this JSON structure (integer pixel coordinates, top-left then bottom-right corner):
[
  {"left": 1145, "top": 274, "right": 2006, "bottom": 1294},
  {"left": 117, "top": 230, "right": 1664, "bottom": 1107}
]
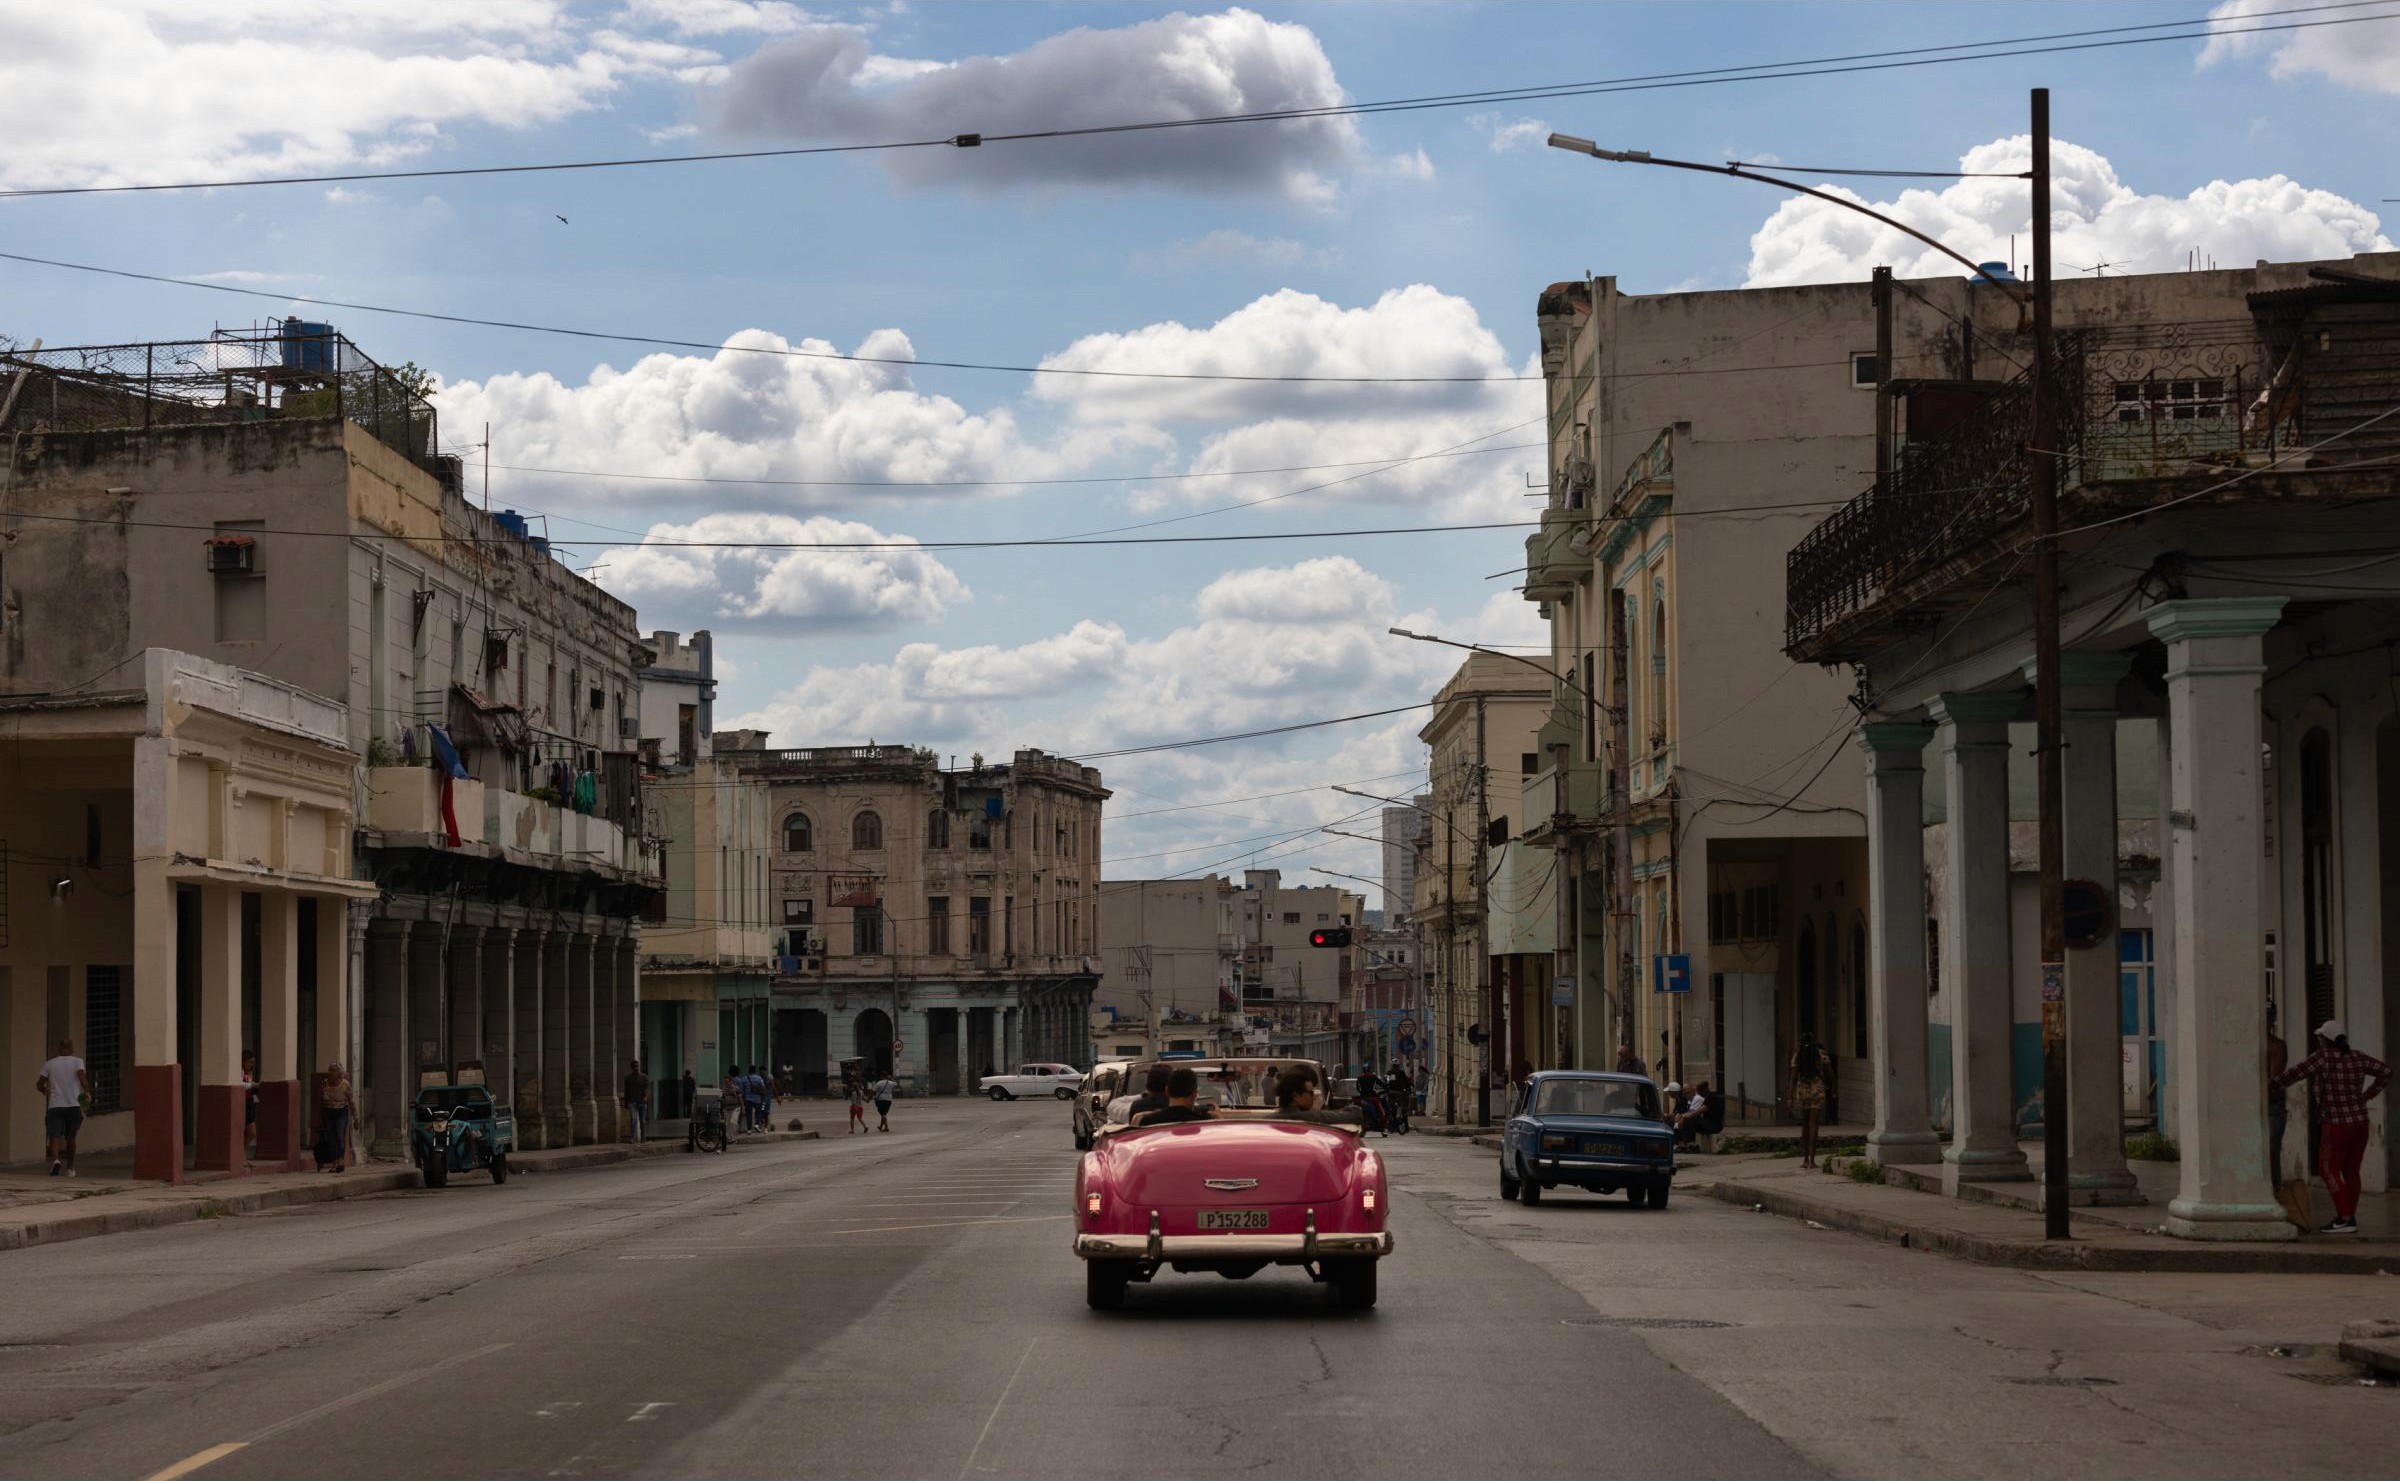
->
[{"left": 1381, "top": 802, "right": 1427, "bottom": 921}]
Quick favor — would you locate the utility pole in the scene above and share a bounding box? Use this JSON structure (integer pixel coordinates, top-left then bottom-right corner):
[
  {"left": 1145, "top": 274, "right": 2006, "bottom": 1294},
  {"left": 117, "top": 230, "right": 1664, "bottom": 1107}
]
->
[
  {"left": 1475, "top": 692, "right": 1495, "bottom": 1126},
  {"left": 1441, "top": 814, "right": 1457, "bottom": 1123},
  {"left": 2027, "top": 87, "right": 2071, "bottom": 1241},
  {"left": 1609, "top": 591, "right": 1635, "bottom": 1057}
]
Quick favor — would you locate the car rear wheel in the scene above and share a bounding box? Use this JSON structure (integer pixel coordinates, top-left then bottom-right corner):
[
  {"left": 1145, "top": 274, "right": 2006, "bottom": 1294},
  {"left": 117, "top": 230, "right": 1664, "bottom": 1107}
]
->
[
  {"left": 1328, "top": 1258, "right": 1378, "bottom": 1310},
  {"left": 490, "top": 1154, "right": 509, "bottom": 1186},
  {"left": 988, "top": 1087, "right": 1011, "bottom": 1101},
  {"left": 1085, "top": 1261, "right": 1132, "bottom": 1311},
  {"left": 1515, "top": 1161, "right": 1542, "bottom": 1205},
  {"left": 1055, "top": 1086, "right": 1077, "bottom": 1101}
]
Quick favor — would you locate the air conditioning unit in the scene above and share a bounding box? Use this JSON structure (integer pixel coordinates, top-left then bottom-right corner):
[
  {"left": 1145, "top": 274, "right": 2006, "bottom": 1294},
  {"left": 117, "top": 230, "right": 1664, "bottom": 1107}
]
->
[{"left": 204, "top": 536, "right": 257, "bottom": 574}]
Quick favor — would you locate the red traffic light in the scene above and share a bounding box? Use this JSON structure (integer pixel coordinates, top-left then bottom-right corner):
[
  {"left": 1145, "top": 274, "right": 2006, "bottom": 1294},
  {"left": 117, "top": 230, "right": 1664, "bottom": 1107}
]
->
[{"left": 1308, "top": 927, "right": 1354, "bottom": 948}]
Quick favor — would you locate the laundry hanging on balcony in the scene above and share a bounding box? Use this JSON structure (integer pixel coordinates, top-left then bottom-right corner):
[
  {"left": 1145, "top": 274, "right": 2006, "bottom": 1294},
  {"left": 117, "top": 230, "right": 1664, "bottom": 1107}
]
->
[{"left": 426, "top": 723, "right": 470, "bottom": 848}]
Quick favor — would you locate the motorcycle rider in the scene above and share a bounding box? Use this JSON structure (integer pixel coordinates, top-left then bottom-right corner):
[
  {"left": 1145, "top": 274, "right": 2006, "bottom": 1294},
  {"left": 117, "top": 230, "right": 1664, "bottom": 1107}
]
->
[
  {"left": 1355, "top": 1065, "right": 1389, "bottom": 1136},
  {"left": 1385, "top": 1061, "right": 1414, "bottom": 1134}
]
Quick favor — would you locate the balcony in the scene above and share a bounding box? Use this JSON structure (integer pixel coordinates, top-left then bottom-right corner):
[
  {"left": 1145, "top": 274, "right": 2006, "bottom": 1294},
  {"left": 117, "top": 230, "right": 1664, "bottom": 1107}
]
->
[
  {"left": 1520, "top": 760, "right": 1603, "bottom": 847},
  {"left": 1784, "top": 300, "right": 2400, "bottom": 664},
  {"left": 1522, "top": 507, "right": 1588, "bottom": 602},
  {"left": 366, "top": 765, "right": 483, "bottom": 838}
]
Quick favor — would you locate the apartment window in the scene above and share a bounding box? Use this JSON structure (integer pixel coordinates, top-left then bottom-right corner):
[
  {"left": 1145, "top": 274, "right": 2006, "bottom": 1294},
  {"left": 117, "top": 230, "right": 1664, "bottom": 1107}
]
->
[
  {"left": 1283, "top": 912, "right": 1300, "bottom": 925},
  {"left": 783, "top": 813, "right": 813, "bottom": 853},
  {"left": 968, "top": 814, "right": 992, "bottom": 850},
  {"left": 1003, "top": 896, "right": 1015, "bottom": 954},
  {"left": 448, "top": 618, "right": 464, "bottom": 684},
  {"left": 1315, "top": 913, "right": 1330, "bottom": 923},
  {"left": 852, "top": 811, "right": 883, "bottom": 850},
  {"left": 1583, "top": 653, "right": 1598, "bottom": 762},
  {"left": 927, "top": 897, "right": 951, "bottom": 955},
  {"left": 2114, "top": 377, "right": 2227, "bottom": 424},
  {"left": 484, "top": 632, "right": 510, "bottom": 681},
  {"left": 211, "top": 519, "right": 266, "bottom": 642},
  {"left": 1851, "top": 351, "right": 1880, "bottom": 388},
  {"left": 1521, "top": 751, "right": 1539, "bottom": 777},
  {"left": 852, "top": 905, "right": 884, "bottom": 956},
  {"left": 969, "top": 897, "right": 992, "bottom": 955},
  {"left": 928, "top": 810, "right": 950, "bottom": 849}
]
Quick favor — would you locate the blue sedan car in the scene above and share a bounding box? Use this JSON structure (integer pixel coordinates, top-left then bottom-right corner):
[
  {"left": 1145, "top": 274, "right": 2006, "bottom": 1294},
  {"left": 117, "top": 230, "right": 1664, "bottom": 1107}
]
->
[{"left": 1500, "top": 1071, "right": 1676, "bottom": 1208}]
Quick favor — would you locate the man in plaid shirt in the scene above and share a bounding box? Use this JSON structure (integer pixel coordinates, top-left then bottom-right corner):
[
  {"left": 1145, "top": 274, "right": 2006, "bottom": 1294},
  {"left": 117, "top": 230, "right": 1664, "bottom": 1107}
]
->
[{"left": 2272, "top": 1018, "right": 2393, "bottom": 1233}]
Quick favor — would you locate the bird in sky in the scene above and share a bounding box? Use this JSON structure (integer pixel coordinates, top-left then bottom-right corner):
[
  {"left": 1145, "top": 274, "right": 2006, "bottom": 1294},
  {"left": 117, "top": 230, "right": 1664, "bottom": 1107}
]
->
[{"left": 555, "top": 214, "right": 569, "bottom": 224}]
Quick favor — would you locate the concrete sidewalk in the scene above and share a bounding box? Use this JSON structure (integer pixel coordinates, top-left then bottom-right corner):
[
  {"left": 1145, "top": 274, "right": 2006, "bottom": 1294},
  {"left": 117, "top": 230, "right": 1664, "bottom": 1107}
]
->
[
  {"left": 0, "top": 1128, "right": 820, "bottom": 1253},
  {"left": 1691, "top": 1153, "right": 2400, "bottom": 1273}
]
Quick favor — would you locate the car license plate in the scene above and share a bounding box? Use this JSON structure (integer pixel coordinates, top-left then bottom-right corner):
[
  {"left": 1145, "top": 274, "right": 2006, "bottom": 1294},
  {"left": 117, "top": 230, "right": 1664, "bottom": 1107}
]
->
[
  {"left": 1199, "top": 1209, "right": 1270, "bottom": 1231},
  {"left": 1584, "top": 1138, "right": 1627, "bottom": 1155}
]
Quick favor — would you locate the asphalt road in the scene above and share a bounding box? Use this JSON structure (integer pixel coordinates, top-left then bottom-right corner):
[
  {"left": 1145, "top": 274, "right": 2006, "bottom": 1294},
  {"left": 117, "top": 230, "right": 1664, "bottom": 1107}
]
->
[
  {"left": 3, "top": 1099, "right": 2390, "bottom": 1481},
  {"left": 0, "top": 1097, "right": 1809, "bottom": 1481}
]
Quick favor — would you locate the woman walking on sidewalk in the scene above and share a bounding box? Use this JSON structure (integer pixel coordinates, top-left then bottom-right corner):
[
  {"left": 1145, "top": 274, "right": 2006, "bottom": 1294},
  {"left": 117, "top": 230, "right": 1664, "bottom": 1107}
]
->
[
  {"left": 317, "top": 1064, "right": 353, "bottom": 1173},
  {"left": 2273, "top": 1018, "right": 2392, "bottom": 1234}
]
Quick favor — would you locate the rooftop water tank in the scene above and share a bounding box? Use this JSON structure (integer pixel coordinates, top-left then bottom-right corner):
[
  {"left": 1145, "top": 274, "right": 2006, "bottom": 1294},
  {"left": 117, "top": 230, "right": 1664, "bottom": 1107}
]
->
[
  {"left": 279, "top": 317, "right": 336, "bottom": 372},
  {"left": 493, "top": 509, "right": 530, "bottom": 540},
  {"left": 1972, "top": 261, "right": 2021, "bottom": 284}
]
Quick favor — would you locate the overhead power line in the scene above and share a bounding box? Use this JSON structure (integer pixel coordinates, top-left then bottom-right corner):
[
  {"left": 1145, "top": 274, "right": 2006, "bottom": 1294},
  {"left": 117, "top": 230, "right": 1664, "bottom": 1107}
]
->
[
  {"left": 0, "top": 250, "right": 1541, "bottom": 384},
  {"left": 0, "top": 4, "right": 2384, "bottom": 200}
]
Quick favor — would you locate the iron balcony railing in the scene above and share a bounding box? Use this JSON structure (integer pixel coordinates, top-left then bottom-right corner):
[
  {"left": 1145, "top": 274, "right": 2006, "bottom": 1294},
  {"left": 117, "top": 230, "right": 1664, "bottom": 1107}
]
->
[
  {"left": 0, "top": 321, "right": 442, "bottom": 472},
  {"left": 1784, "top": 320, "right": 2311, "bottom": 654}
]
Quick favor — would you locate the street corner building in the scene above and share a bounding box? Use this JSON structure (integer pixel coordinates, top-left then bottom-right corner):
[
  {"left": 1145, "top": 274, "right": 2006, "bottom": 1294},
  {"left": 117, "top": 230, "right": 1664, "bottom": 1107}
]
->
[
  {"left": 0, "top": 322, "right": 663, "bottom": 1172},
  {"left": 709, "top": 739, "right": 1110, "bottom": 1095},
  {"left": 1508, "top": 250, "right": 2400, "bottom": 1237}
]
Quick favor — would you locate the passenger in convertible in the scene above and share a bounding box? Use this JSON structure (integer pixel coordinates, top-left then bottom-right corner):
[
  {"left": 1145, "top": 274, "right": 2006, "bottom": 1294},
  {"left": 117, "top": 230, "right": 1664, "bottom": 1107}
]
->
[{"left": 1134, "top": 1066, "right": 1215, "bottom": 1126}]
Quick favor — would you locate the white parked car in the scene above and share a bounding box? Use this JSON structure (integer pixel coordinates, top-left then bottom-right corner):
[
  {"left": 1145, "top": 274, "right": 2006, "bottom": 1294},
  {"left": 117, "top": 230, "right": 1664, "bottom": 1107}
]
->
[{"left": 980, "top": 1063, "right": 1086, "bottom": 1101}]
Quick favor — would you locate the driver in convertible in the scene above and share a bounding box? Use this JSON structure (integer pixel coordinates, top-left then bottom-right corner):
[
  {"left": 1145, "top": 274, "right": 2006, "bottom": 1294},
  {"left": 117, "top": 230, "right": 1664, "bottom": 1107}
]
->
[{"left": 1134, "top": 1066, "right": 1214, "bottom": 1126}]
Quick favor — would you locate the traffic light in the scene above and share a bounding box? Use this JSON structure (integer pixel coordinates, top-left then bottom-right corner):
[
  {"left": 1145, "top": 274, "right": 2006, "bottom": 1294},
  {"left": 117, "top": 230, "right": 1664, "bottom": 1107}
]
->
[{"left": 1308, "top": 926, "right": 1353, "bottom": 948}]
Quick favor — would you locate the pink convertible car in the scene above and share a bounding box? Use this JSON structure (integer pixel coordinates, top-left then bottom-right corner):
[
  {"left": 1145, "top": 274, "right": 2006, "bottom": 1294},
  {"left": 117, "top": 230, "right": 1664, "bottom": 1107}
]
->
[{"left": 1072, "top": 1058, "right": 1391, "bottom": 1310}]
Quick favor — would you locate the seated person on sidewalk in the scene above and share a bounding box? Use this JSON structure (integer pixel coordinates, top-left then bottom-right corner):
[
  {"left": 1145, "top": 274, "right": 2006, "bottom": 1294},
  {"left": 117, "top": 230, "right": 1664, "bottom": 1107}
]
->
[{"left": 1673, "top": 1081, "right": 1725, "bottom": 1146}]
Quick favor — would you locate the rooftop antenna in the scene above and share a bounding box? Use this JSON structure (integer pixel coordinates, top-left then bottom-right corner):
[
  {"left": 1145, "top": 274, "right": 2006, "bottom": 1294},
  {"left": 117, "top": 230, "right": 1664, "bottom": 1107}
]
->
[{"left": 482, "top": 421, "right": 491, "bottom": 510}]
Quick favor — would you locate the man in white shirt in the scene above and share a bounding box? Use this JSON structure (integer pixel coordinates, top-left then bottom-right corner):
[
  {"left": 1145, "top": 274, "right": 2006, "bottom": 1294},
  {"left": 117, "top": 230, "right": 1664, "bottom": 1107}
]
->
[
  {"left": 869, "top": 1074, "right": 898, "bottom": 1132},
  {"left": 36, "top": 1038, "right": 86, "bottom": 1177}
]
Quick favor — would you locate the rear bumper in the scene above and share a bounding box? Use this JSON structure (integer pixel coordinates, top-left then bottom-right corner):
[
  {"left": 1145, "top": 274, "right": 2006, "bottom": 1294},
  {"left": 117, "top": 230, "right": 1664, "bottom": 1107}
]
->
[
  {"left": 1530, "top": 1155, "right": 1672, "bottom": 1182},
  {"left": 1074, "top": 1228, "right": 1393, "bottom": 1263}
]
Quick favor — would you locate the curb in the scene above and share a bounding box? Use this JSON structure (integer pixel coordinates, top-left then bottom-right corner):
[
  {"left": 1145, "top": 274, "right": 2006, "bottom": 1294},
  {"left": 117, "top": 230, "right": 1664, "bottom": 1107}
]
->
[
  {"left": 1699, "top": 1177, "right": 2400, "bottom": 1274},
  {"left": 0, "top": 1129, "right": 824, "bottom": 1253},
  {"left": 0, "top": 1169, "right": 419, "bottom": 1253},
  {"left": 2338, "top": 1319, "right": 2400, "bottom": 1379}
]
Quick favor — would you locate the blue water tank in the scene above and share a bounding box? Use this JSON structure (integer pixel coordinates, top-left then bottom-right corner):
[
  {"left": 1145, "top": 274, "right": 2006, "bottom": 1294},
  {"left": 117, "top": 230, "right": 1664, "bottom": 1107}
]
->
[
  {"left": 528, "top": 536, "right": 551, "bottom": 558},
  {"left": 1973, "top": 261, "right": 2021, "bottom": 284},
  {"left": 494, "top": 509, "right": 529, "bottom": 540},
  {"left": 280, "top": 317, "right": 336, "bottom": 371}
]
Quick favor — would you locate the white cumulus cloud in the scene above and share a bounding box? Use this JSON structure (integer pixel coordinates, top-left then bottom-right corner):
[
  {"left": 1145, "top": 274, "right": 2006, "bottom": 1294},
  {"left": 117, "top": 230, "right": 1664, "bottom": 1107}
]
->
[
  {"left": 706, "top": 7, "right": 1362, "bottom": 200},
  {"left": 1468, "top": 113, "right": 1548, "bottom": 152},
  {"left": 1743, "top": 135, "right": 2390, "bottom": 287},
  {"left": 598, "top": 513, "right": 969, "bottom": 631},
  {"left": 2203, "top": 0, "right": 2400, "bottom": 93}
]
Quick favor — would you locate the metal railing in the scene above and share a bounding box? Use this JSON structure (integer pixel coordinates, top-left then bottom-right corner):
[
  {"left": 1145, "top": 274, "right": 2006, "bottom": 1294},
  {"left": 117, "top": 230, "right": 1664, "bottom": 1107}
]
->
[
  {"left": 1783, "top": 319, "right": 2316, "bottom": 652},
  {"left": 0, "top": 322, "right": 441, "bottom": 470}
]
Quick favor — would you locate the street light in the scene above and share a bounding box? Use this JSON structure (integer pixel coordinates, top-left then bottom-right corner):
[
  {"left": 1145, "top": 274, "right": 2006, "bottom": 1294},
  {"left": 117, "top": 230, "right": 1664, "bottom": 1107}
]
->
[{"left": 1548, "top": 96, "right": 2071, "bottom": 1238}]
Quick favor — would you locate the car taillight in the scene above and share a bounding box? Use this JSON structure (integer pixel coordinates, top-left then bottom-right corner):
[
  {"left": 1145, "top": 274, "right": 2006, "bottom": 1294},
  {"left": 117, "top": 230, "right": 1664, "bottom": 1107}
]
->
[
  {"left": 1085, "top": 1190, "right": 1103, "bottom": 1215},
  {"left": 1362, "top": 1189, "right": 1377, "bottom": 1211}
]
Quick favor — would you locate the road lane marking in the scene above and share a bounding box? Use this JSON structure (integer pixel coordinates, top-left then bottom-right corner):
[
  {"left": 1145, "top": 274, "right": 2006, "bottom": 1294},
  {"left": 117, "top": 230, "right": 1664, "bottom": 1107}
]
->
[
  {"left": 831, "top": 1215, "right": 1070, "bottom": 1234},
  {"left": 249, "top": 1341, "right": 514, "bottom": 1443},
  {"left": 141, "top": 1444, "right": 246, "bottom": 1481},
  {"left": 627, "top": 1402, "right": 674, "bottom": 1422},
  {"left": 957, "top": 1336, "right": 1041, "bottom": 1481}
]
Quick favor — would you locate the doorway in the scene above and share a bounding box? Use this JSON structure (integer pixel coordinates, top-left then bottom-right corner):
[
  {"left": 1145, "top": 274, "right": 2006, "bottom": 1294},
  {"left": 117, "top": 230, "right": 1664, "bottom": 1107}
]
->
[{"left": 854, "top": 1008, "right": 894, "bottom": 1079}]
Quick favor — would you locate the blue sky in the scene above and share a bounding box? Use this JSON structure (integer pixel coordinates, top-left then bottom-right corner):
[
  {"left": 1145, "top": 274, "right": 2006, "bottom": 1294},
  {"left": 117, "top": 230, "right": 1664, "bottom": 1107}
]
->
[{"left": 4, "top": 1, "right": 2394, "bottom": 896}]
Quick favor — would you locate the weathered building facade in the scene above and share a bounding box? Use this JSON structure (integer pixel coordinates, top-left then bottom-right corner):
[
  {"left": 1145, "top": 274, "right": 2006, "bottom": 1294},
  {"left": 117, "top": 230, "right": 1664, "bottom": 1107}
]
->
[
  {"left": 1784, "top": 253, "right": 2400, "bottom": 1234},
  {"left": 1094, "top": 876, "right": 1242, "bottom": 1060},
  {"left": 1, "top": 327, "right": 661, "bottom": 1160},
  {"left": 719, "top": 740, "right": 1107, "bottom": 1092},
  {"left": 1231, "top": 869, "right": 1362, "bottom": 1070}
]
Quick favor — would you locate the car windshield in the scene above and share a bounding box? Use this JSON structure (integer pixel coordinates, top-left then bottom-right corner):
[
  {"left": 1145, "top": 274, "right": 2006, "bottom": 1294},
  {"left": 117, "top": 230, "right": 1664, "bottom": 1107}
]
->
[{"left": 1530, "top": 1079, "right": 1660, "bottom": 1119}]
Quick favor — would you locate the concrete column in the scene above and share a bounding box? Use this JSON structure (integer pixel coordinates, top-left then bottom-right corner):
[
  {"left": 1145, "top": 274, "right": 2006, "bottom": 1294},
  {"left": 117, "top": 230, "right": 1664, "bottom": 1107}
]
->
[
  {"left": 515, "top": 929, "right": 548, "bottom": 1149},
  {"left": 2148, "top": 597, "right": 2293, "bottom": 1241},
  {"left": 591, "top": 935, "right": 620, "bottom": 1143},
  {"left": 2335, "top": 698, "right": 2389, "bottom": 1192},
  {"left": 542, "top": 930, "right": 571, "bottom": 1148},
  {"left": 256, "top": 891, "right": 303, "bottom": 1165},
  {"left": 1931, "top": 693, "right": 2030, "bottom": 1183},
  {"left": 131, "top": 737, "right": 181, "bottom": 1181},
  {"left": 446, "top": 924, "right": 484, "bottom": 1081},
  {"left": 1860, "top": 721, "right": 1941, "bottom": 1165},
  {"left": 193, "top": 885, "right": 246, "bottom": 1172},
  {"left": 365, "top": 916, "right": 410, "bottom": 1156},
  {"left": 2044, "top": 650, "right": 2141, "bottom": 1202},
  {"left": 480, "top": 927, "right": 515, "bottom": 1112},
  {"left": 312, "top": 898, "right": 350, "bottom": 1167},
  {"left": 614, "top": 939, "right": 641, "bottom": 1136},
  {"left": 407, "top": 923, "right": 445, "bottom": 1093},
  {"left": 2152, "top": 714, "right": 2179, "bottom": 1146},
  {"left": 567, "top": 933, "right": 598, "bottom": 1144}
]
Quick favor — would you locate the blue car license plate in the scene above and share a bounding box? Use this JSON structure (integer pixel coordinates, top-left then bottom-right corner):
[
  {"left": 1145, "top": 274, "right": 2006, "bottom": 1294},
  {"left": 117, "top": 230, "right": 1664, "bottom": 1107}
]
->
[
  {"left": 1584, "top": 1137, "right": 1628, "bottom": 1155},
  {"left": 1199, "top": 1209, "right": 1270, "bottom": 1230}
]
